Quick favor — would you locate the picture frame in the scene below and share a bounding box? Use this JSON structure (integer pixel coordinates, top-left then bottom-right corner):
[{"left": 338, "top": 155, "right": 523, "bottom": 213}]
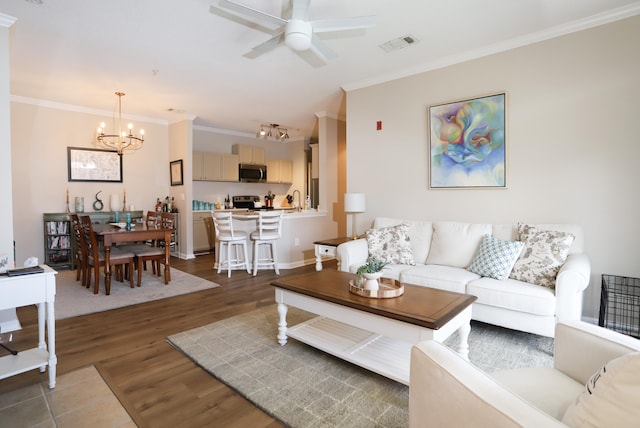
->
[
  {"left": 170, "top": 159, "right": 184, "bottom": 186},
  {"left": 67, "top": 147, "right": 123, "bottom": 182},
  {"left": 428, "top": 92, "right": 507, "bottom": 189}
]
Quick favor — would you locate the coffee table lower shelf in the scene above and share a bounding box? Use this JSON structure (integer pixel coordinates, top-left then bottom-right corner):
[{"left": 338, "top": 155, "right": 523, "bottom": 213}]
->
[{"left": 287, "top": 316, "right": 413, "bottom": 385}]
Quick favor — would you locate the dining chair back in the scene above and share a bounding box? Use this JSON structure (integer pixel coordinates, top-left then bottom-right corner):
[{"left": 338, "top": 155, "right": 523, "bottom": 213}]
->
[
  {"left": 79, "top": 215, "right": 136, "bottom": 294},
  {"left": 69, "top": 213, "right": 87, "bottom": 286},
  {"left": 212, "top": 211, "right": 250, "bottom": 277},
  {"left": 129, "top": 211, "right": 173, "bottom": 286},
  {"left": 250, "top": 210, "right": 283, "bottom": 276}
]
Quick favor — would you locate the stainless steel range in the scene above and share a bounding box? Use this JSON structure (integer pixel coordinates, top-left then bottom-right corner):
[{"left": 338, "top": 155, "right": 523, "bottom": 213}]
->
[{"left": 232, "top": 195, "right": 261, "bottom": 209}]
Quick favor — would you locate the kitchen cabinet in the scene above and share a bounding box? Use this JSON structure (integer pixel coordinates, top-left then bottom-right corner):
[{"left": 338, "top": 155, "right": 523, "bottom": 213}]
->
[
  {"left": 266, "top": 158, "right": 293, "bottom": 184},
  {"left": 232, "top": 144, "right": 265, "bottom": 165},
  {"left": 193, "top": 211, "right": 215, "bottom": 253},
  {"left": 193, "top": 151, "right": 239, "bottom": 182}
]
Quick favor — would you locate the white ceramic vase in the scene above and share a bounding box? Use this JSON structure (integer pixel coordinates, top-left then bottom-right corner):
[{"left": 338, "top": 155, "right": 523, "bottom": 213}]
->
[
  {"left": 110, "top": 194, "right": 122, "bottom": 212},
  {"left": 362, "top": 272, "right": 383, "bottom": 291}
]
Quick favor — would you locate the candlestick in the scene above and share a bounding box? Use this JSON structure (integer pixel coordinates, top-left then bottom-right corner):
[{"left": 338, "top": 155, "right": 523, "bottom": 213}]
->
[
  {"left": 66, "top": 188, "right": 69, "bottom": 203},
  {"left": 65, "top": 189, "right": 70, "bottom": 213}
]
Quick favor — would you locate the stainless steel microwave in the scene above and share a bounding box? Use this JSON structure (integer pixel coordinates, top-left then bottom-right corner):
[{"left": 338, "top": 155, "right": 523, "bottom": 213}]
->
[{"left": 238, "top": 163, "right": 267, "bottom": 182}]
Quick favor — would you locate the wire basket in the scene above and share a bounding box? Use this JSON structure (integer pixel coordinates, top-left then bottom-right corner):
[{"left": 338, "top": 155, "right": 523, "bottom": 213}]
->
[{"left": 599, "top": 274, "right": 640, "bottom": 338}]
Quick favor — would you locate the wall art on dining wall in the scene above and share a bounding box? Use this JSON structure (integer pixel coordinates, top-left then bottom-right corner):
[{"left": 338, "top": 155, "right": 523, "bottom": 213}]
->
[
  {"left": 170, "top": 159, "right": 184, "bottom": 186},
  {"left": 67, "top": 147, "right": 123, "bottom": 182},
  {"left": 428, "top": 92, "right": 507, "bottom": 189}
]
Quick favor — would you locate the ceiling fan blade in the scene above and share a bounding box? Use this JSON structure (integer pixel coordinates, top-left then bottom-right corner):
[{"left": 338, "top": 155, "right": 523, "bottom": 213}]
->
[
  {"left": 213, "top": 0, "right": 287, "bottom": 28},
  {"left": 312, "top": 15, "right": 377, "bottom": 33},
  {"left": 209, "top": 5, "right": 280, "bottom": 35},
  {"left": 291, "top": 0, "right": 311, "bottom": 21},
  {"left": 294, "top": 49, "right": 327, "bottom": 68},
  {"left": 309, "top": 34, "right": 337, "bottom": 62},
  {"left": 243, "top": 33, "right": 285, "bottom": 59}
]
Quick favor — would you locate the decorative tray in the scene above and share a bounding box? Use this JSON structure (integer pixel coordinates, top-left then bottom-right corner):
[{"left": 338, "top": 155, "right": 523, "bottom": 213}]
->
[{"left": 348, "top": 277, "right": 404, "bottom": 299}]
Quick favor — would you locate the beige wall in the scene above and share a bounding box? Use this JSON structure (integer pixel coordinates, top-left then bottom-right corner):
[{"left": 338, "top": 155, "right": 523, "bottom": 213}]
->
[
  {"left": 345, "top": 15, "right": 640, "bottom": 320},
  {"left": 0, "top": 17, "right": 14, "bottom": 263},
  {"left": 10, "top": 101, "right": 170, "bottom": 265}
]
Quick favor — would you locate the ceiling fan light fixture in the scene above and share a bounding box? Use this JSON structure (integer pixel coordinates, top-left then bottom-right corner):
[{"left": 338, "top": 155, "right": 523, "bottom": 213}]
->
[{"left": 285, "top": 20, "right": 312, "bottom": 51}]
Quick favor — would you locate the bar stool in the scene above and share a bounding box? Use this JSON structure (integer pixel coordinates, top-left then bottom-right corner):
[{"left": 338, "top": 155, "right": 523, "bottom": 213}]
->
[
  {"left": 250, "top": 210, "right": 283, "bottom": 276},
  {"left": 212, "top": 211, "right": 250, "bottom": 277}
]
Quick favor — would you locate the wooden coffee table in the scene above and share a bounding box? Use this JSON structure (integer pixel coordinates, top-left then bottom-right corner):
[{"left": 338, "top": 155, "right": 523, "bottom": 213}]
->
[{"left": 272, "top": 270, "right": 476, "bottom": 385}]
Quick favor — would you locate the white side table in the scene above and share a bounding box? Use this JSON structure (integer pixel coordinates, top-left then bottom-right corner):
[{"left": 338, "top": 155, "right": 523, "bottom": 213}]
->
[
  {"left": 313, "top": 237, "right": 352, "bottom": 271},
  {"left": 0, "top": 265, "right": 57, "bottom": 388}
]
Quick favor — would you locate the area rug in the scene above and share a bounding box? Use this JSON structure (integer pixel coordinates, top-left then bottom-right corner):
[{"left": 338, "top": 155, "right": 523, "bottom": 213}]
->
[
  {"left": 55, "top": 268, "right": 219, "bottom": 319},
  {"left": 167, "top": 305, "right": 553, "bottom": 427}
]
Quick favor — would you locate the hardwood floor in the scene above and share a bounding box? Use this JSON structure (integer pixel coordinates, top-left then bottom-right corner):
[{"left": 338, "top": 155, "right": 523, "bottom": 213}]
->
[{"left": 1, "top": 254, "right": 334, "bottom": 427}]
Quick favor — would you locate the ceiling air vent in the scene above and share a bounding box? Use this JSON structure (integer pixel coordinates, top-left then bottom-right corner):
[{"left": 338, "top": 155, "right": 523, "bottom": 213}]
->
[{"left": 379, "top": 35, "right": 418, "bottom": 53}]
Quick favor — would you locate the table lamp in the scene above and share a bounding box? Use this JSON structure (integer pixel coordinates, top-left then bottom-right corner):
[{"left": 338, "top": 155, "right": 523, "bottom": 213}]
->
[{"left": 344, "top": 193, "right": 366, "bottom": 240}]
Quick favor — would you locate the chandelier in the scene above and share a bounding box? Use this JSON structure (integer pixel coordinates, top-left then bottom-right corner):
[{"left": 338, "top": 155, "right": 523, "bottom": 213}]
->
[
  {"left": 97, "top": 92, "right": 144, "bottom": 154},
  {"left": 256, "top": 123, "right": 289, "bottom": 142}
]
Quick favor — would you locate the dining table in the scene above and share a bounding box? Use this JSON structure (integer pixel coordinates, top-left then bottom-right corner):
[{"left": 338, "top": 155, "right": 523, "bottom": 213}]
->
[{"left": 92, "top": 222, "right": 174, "bottom": 293}]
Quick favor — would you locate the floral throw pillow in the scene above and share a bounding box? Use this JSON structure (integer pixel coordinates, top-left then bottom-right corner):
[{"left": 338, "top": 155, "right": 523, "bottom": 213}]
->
[
  {"left": 468, "top": 234, "right": 525, "bottom": 280},
  {"left": 366, "top": 223, "right": 415, "bottom": 265},
  {"left": 509, "top": 224, "right": 575, "bottom": 289}
]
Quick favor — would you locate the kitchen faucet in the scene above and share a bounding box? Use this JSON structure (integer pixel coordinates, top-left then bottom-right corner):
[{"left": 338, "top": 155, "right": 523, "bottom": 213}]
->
[{"left": 292, "top": 189, "right": 301, "bottom": 212}]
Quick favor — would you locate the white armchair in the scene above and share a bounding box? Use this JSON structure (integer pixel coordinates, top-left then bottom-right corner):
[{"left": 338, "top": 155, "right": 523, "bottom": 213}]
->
[{"left": 409, "top": 321, "right": 640, "bottom": 427}]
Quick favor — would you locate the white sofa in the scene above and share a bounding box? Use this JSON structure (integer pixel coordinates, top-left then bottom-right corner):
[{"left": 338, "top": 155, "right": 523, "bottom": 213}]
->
[
  {"left": 336, "top": 218, "right": 591, "bottom": 337},
  {"left": 409, "top": 320, "right": 640, "bottom": 427}
]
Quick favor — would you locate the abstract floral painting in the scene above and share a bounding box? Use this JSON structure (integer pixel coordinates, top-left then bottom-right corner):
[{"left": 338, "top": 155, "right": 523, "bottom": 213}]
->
[{"left": 428, "top": 93, "right": 506, "bottom": 189}]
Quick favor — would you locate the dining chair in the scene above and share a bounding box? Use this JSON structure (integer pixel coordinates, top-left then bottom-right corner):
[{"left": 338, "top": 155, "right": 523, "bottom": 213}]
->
[
  {"left": 126, "top": 211, "right": 162, "bottom": 283},
  {"left": 80, "top": 215, "right": 136, "bottom": 294},
  {"left": 69, "top": 213, "right": 87, "bottom": 287},
  {"left": 249, "top": 210, "right": 283, "bottom": 276},
  {"left": 212, "top": 211, "right": 250, "bottom": 278},
  {"left": 155, "top": 212, "right": 175, "bottom": 283}
]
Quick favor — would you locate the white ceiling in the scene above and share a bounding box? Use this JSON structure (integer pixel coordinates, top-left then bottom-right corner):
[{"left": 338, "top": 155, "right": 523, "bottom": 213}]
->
[{"left": 2, "top": 0, "right": 639, "bottom": 139}]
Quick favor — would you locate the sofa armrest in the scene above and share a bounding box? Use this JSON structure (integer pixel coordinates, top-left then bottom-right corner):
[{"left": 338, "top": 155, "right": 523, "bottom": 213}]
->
[
  {"left": 336, "top": 238, "right": 368, "bottom": 272},
  {"left": 555, "top": 253, "right": 591, "bottom": 322},
  {"left": 554, "top": 320, "right": 640, "bottom": 384},
  {"left": 409, "top": 341, "right": 565, "bottom": 428}
]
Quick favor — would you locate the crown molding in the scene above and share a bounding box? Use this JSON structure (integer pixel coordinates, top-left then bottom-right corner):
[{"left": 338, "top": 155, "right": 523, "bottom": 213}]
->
[
  {"left": 0, "top": 13, "right": 17, "bottom": 28},
  {"left": 193, "top": 124, "right": 255, "bottom": 138},
  {"left": 315, "top": 111, "right": 346, "bottom": 122},
  {"left": 342, "top": 3, "right": 640, "bottom": 92},
  {"left": 10, "top": 95, "right": 168, "bottom": 125}
]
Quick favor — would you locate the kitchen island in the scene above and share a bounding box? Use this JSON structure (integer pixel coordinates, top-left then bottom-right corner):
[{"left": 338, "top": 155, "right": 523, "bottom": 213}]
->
[{"left": 196, "top": 209, "right": 334, "bottom": 271}]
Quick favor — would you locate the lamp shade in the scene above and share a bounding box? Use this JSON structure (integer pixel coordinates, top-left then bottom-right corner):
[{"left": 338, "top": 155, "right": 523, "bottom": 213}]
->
[{"left": 344, "top": 193, "right": 366, "bottom": 213}]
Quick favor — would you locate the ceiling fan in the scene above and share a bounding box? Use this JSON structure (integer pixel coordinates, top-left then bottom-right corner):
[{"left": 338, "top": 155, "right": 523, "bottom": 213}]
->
[{"left": 209, "top": 0, "right": 377, "bottom": 66}]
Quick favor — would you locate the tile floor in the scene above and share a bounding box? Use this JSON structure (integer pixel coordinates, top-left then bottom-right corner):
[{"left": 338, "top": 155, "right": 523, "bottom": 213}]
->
[{"left": 0, "top": 365, "right": 134, "bottom": 427}]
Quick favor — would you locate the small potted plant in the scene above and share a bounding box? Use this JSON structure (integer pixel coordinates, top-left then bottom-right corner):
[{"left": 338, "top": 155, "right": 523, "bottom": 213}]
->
[{"left": 356, "top": 258, "right": 388, "bottom": 291}]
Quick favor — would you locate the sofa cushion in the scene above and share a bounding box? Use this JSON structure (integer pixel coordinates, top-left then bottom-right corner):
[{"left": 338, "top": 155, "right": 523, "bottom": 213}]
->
[
  {"left": 374, "top": 217, "right": 433, "bottom": 264},
  {"left": 468, "top": 234, "right": 525, "bottom": 280},
  {"left": 426, "top": 222, "right": 492, "bottom": 268},
  {"left": 467, "top": 277, "right": 556, "bottom": 316},
  {"left": 509, "top": 224, "right": 575, "bottom": 289},
  {"left": 400, "top": 265, "right": 480, "bottom": 294},
  {"left": 366, "top": 223, "right": 415, "bottom": 265},
  {"left": 562, "top": 351, "right": 640, "bottom": 428}
]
